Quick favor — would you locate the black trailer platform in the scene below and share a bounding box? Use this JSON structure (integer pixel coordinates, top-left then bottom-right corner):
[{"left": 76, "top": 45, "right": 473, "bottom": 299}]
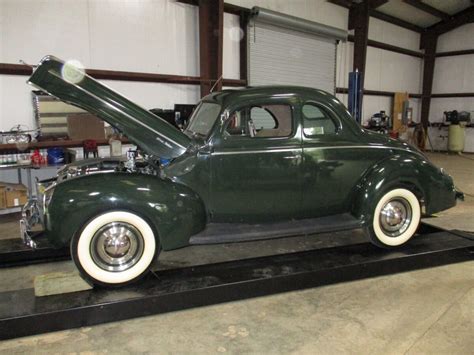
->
[
  {"left": 0, "top": 225, "right": 472, "bottom": 340},
  {"left": 0, "top": 238, "right": 69, "bottom": 268}
]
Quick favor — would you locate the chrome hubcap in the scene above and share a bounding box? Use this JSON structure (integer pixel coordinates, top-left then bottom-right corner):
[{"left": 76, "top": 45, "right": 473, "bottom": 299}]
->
[
  {"left": 104, "top": 234, "right": 131, "bottom": 258},
  {"left": 379, "top": 198, "right": 412, "bottom": 237},
  {"left": 91, "top": 222, "right": 144, "bottom": 272}
]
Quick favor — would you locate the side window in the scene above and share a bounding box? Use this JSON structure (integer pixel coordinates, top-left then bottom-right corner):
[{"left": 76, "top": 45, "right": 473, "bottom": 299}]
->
[
  {"left": 250, "top": 107, "right": 277, "bottom": 130},
  {"left": 302, "top": 103, "right": 337, "bottom": 137},
  {"left": 225, "top": 104, "right": 293, "bottom": 138}
]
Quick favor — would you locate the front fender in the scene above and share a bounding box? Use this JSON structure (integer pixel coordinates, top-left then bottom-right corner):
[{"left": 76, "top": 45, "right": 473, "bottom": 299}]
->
[
  {"left": 45, "top": 173, "right": 206, "bottom": 250},
  {"left": 351, "top": 153, "right": 457, "bottom": 225}
]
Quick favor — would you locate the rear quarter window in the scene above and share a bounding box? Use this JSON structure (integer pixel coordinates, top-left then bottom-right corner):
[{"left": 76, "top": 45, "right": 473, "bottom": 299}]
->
[{"left": 302, "top": 104, "right": 337, "bottom": 137}]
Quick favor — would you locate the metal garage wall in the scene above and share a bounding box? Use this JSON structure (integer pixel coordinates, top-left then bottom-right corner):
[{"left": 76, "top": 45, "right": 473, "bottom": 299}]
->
[
  {"left": 0, "top": 0, "right": 201, "bottom": 131},
  {"left": 430, "top": 23, "right": 474, "bottom": 152},
  {"left": 248, "top": 22, "right": 337, "bottom": 93}
]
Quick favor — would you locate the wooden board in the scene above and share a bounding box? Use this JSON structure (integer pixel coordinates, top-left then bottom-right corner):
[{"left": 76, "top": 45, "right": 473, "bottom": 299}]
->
[
  {"left": 393, "top": 92, "right": 409, "bottom": 132},
  {"left": 34, "top": 271, "right": 92, "bottom": 297}
]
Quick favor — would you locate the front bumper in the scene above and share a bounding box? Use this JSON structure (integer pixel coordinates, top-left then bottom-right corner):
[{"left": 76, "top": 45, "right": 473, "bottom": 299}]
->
[{"left": 20, "top": 199, "right": 45, "bottom": 249}]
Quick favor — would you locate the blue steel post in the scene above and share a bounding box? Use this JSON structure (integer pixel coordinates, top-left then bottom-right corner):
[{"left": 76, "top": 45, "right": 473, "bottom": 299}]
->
[{"left": 348, "top": 71, "right": 362, "bottom": 124}]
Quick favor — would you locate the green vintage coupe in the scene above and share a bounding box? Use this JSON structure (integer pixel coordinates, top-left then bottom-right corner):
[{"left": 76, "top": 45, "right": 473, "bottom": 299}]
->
[{"left": 21, "top": 56, "right": 462, "bottom": 286}]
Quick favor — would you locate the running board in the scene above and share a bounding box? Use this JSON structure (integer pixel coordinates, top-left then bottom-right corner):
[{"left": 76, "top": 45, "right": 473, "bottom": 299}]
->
[{"left": 189, "top": 213, "right": 362, "bottom": 245}]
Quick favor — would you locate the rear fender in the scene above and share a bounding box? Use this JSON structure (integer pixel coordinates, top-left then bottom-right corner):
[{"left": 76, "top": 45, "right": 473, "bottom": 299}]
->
[
  {"left": 45, "top": 173, "right": 206, "bottom": 250},
  {"left": 351, "top": 153, "right": 455, "bottom": 225}
]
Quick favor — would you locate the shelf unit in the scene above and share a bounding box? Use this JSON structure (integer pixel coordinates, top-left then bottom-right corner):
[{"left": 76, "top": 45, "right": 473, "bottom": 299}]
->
[
  {"left": 0, "top": 138, "right": 130, "bottom": 153},
  {"left": 0, "top": 206, "right": 21, "bottom": 215}
]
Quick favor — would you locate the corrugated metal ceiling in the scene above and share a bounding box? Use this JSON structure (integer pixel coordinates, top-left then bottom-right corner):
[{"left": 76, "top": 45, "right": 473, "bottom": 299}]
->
[
  {"left": 377, "top": 0, "right": 472, "bottom": 28},
  {"left": 422, "top": 0, "right": 471, "bottom": 15},
  {"left": 378, "top": 1, "right": 439, "bottom": 27}
]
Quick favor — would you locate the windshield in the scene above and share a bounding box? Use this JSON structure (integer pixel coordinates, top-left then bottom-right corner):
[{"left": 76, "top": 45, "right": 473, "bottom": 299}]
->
[{"left": 186, "top": 102, "right": 221, "bottom": 137}]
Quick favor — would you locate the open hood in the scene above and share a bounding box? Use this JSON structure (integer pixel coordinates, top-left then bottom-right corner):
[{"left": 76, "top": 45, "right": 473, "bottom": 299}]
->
[{"left": 28, "top": 56, "right": 191, "bottom": 159}]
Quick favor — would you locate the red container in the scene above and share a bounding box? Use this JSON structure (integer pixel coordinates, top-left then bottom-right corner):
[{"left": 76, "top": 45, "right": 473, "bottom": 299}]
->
[{"left": 389, "top": 131, "right": 399, "bottom": 139}]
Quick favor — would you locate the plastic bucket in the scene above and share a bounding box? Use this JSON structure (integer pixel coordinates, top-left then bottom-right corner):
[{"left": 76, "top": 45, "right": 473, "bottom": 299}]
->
[{"left": 47, "top": 147, "right": 65, "bottom": 165}]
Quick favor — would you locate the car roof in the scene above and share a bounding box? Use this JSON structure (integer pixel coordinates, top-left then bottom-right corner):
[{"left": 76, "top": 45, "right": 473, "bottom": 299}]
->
[{"left": 203, "top": 85, "right": 336, "bottom": 107}]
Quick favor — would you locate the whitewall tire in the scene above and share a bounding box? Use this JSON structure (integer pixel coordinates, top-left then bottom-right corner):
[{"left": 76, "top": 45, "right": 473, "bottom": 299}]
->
[
  {"left": 368, "top": 188, "right": 421, "bottom": 247},
  {"left": 72, "top": 211, "right": 157, "bottom": 286}
]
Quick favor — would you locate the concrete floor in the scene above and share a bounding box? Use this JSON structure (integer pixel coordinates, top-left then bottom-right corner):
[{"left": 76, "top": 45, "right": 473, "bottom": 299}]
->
[
  {"left": 421, "top": 152, "right": 474, "bottom": 232},
  {"left": 0, "top": 152, "right": 473, "bottom": 353}
]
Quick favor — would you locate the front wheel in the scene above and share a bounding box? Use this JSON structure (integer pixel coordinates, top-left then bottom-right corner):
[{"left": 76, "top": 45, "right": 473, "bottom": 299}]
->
[
  {"left": 367, "top": 188, "right": 421, "bottom": 248},
  {"left": 71, "top": 211, "right": 157, "bottom": 286}
]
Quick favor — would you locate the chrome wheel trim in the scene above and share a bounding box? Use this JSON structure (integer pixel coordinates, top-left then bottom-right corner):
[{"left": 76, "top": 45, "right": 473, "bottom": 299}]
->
[
  {"left": 379, "top": 198, "right": 412, "bottom": 238},
  {"left": 90, "top": 222, "right": 145, "bottom": 272}
]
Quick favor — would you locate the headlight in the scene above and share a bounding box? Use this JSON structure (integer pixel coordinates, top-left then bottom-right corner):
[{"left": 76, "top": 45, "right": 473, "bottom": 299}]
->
[
  {"left": 57, "top": 166, "right": 82, "bottom": 182},
  {"left": 68, "top": 166, "right": 79, "bottom": 175},
  {"left": 66, "top": 167, "right": 81, "bottom": 179}
]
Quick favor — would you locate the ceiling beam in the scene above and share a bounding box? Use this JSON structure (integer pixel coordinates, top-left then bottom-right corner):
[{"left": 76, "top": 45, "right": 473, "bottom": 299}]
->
[
  {"left": 369, "top": 0, "right": 389, "bottom": 9},
  {"left": 368, "top": 8, "right": 424, "bottom": 32},
  {"left": 402, "top": 0, "right": 451, "bottom": 21},
  {"left": 327, "top": 0, "right": 351, "bottom": 9},
  {"left": 328, "top": 0, "right": 424, "bottom": 33},
  {"left": 347, "top": 35, "right": 424, "bottom": 58},
  {"left": 426, "top": 5, "right": 474, "bottom": 36},
  {"left": 329, "top": 0, "right": 388, "bottom": 9}
]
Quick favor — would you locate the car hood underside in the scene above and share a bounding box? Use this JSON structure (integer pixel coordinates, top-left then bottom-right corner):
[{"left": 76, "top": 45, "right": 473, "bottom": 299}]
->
[{"left": 28, "top": 55, "right": 191, "bottom": 159}]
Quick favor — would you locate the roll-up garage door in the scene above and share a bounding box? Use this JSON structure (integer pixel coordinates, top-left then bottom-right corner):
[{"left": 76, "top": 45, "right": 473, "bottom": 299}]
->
[{"left": 248, "top": 7, "right": 347, "bottom": 94}]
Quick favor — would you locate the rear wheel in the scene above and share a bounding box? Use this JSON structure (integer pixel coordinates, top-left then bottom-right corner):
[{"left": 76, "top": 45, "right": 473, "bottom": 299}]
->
[
  {"left": 367, "top": 188, "right": 421, "bottom": 248},
  {"left": 72, "top": 211, "right": 157, "bottom": 286}
]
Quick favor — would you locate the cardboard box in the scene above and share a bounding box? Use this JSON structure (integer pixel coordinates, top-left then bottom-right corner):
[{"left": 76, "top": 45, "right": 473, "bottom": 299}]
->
[
  {"left": 67, "top": 113, "right": 105, "bottom": 140},
  {"left": 0, "top": 183, "right": 28, "bottom": 208}
]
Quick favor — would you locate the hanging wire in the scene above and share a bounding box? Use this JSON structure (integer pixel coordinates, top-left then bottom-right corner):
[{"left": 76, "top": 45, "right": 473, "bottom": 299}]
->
[
  {"left": 210, "top": 75, "right": 223, "bottom": 93},
  {"left": 19, "top": 59, "right": 36, "bottom": 69}
]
